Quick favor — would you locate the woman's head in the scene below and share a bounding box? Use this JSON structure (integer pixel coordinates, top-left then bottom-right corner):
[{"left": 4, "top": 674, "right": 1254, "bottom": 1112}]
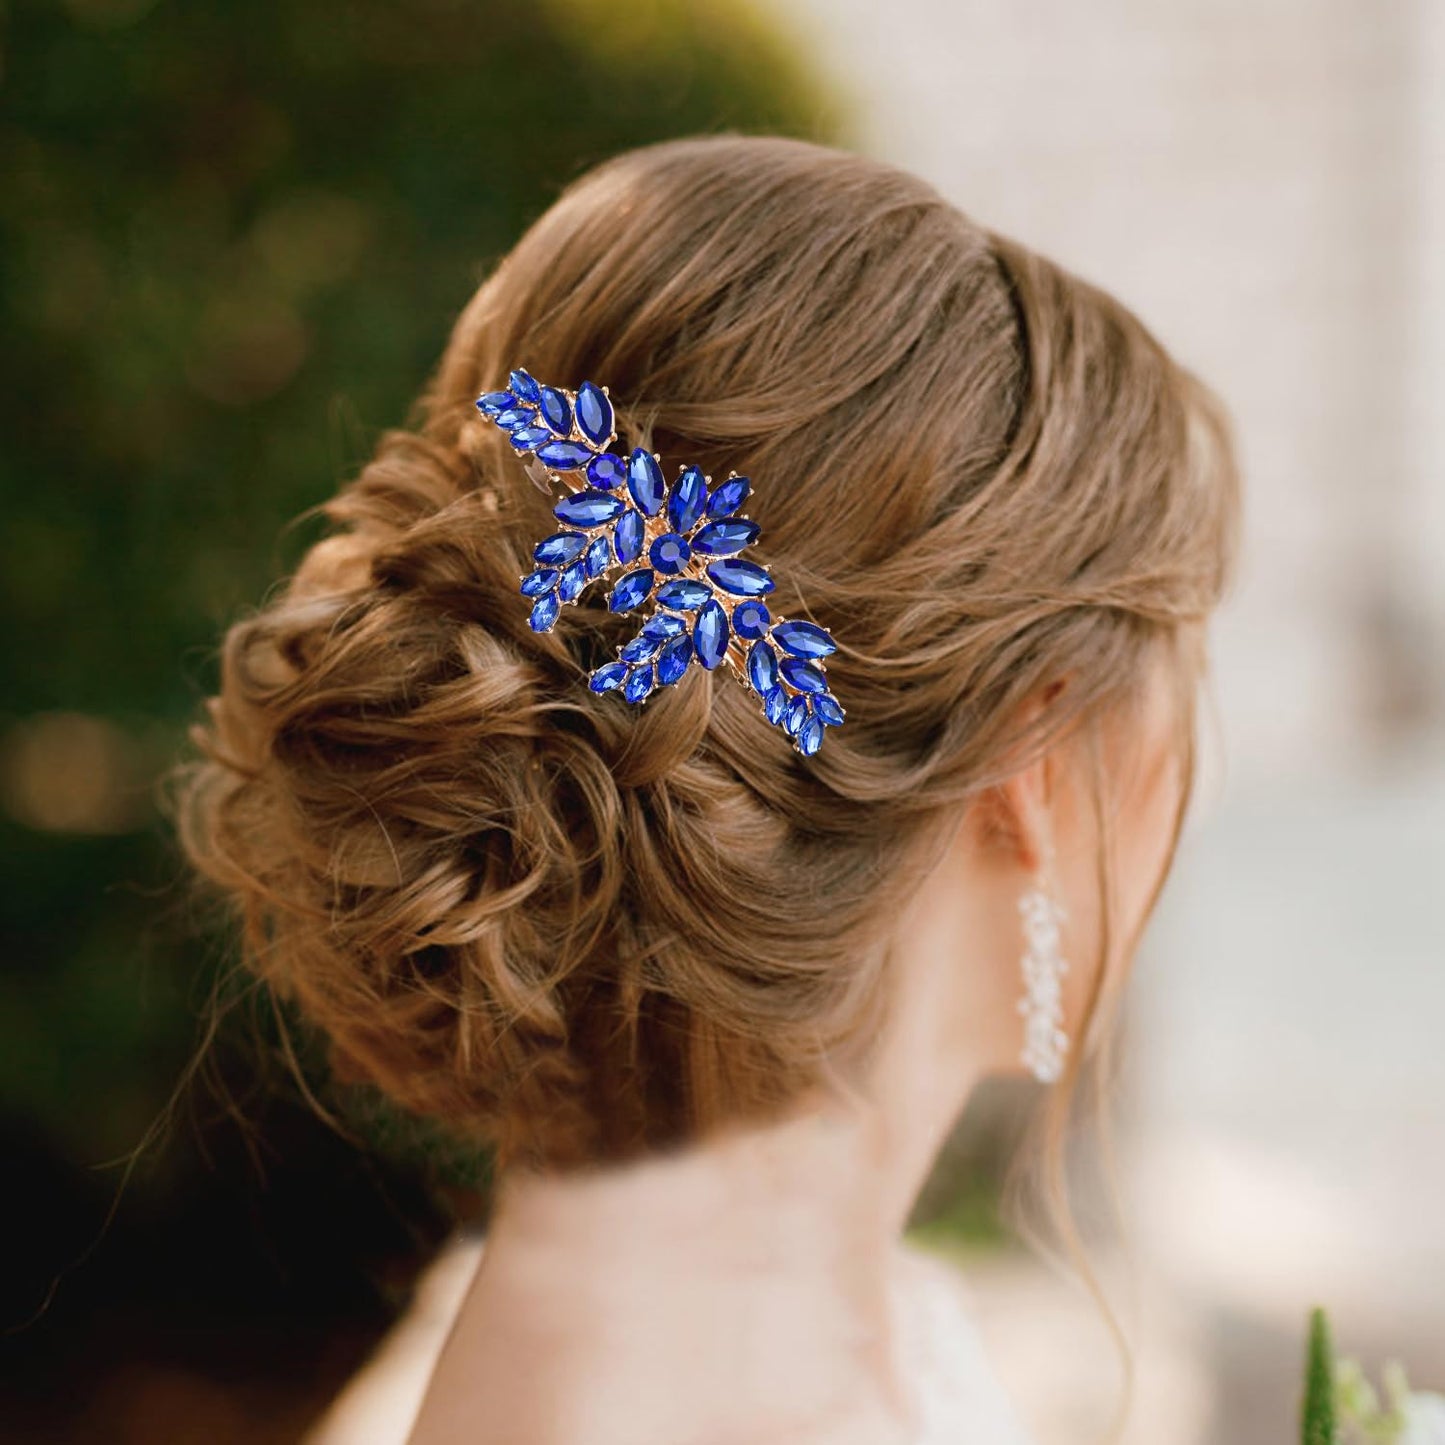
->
[{"left": 178, "top": 135, "right": 1238, "bottom": 1172}]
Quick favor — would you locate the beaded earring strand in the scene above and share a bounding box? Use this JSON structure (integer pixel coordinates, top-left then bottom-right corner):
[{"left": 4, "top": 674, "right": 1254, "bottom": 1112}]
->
[{"left": 477, "top": 368, "right": 846, "bottom": 756}]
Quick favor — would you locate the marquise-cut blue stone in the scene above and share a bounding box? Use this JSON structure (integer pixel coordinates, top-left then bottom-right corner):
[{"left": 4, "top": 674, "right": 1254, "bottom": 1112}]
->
[
  {"left": 508, "top": 368, "right": 541, "bottom": 403},
  {"left": 536, "top": 440, "right": 595, "bottom": 471},
  {"left": 529, "top": 592, "right": 559, "bottom": 632},
  {"left": 590, "top": 661, "right": 628, "bottom": 693},
  {"left": 797, "top": 716, "right": 825, "bottom": 756},
  {"left": 476, "top": 390, "right": 515, "bottom": 414},
  {"left": 623, "top": 664, "right": 654, "bottom": 703},
  {"left": 558, "top": 560, "right": 587, "bottom": 602},
  {"left": 614, "top": 509, "right": 644, "bottom": 564},
  {"left": 555, "top": 489, "right": 625, "bottom": 528},
  {"left": 732, "top": 599, "right": 770, "bottom": 639},
  {"left": 608, "top": 568, "right": 654, "bottom": 612},
  {"left": 667, "top": 465, "right": 707, "bottom": 534},
  {"left": 706, "top": 558, "right": 773, "bottom": 596},
  {"left": 586, "top": 452, "right": 626, "bottom": 490},
  {"left": 780, "top": 656, "right": 828, "bottom": 694},
  {"left": 747, "top": 640, "right": 778, "bottom": 695},
  {"left": 784, "top": 694, "right": 810, "bottom": 736},
  {"left": 705, "top": 476, "right": 750, "bottom": 518},
  {"left": 648, "top": 531, "right": 691, "bottom": 574},
  {"left": 538, "top": 386, "right": 571, "bottom": 436},
  {"left": 495, "top": 407, "right": 534, "bottom": 429},
  {"left": 627, "top": 449, "right": 666, "bottom": 516},
  {"left": 575, "top": 381, "right": 613, "bottom": 446},
  {"left": 692, "top": 519, "right": 759, "bottom": 556},
  {"left": 533, "top": 531, "right": 587, "bottom": 565},
  {"left": 520, "top": 568, "right": 558, "bottom": 597},
  {"left": 693, "top": 597, "right": 729, "bottom": 670},
  {"left": 641, "top": 612, "right": 687, "bottom": 641},
  {"left": 773, "top": 619, "right": 836, "bottom": 659},
  {"left": 584, "top": 535, "right": 611, "bottom": 579},
  {"left": 763, "top": 684, "right": 789, "bottom": 726},
  {"left": 620, "top": 632, "right": 660, "bottom": 663},
  {"left": 511, "top": 425, "right": 553, "bottom": 450},
  {"left": 655, "top": 578, "right": 711, "bottom": 611},
  {"left": 656, "top": 633, "right": 692, "bottom": 686},
  {"left": 815, "top": 693, "right": 845, "bottom": 726}
]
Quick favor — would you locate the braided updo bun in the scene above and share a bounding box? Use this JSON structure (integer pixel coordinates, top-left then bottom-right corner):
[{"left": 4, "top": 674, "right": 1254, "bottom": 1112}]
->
[{"left": 177, "top": 136, "right": 1238, "bottom": 1170}]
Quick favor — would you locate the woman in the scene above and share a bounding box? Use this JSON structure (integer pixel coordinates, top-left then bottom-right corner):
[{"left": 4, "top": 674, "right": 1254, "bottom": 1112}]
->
[{"left": 179, "top": 135, "right": 1239, "bottom": 1444}]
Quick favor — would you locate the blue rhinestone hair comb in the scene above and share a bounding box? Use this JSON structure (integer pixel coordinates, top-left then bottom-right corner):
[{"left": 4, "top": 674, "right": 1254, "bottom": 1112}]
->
[{"left": 475, "top": 367, "right": 845, "bottom": 756}]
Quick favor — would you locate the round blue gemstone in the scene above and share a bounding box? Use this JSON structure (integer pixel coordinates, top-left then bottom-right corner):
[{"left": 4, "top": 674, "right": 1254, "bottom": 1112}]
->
[
  {"left": 692, "top": 519, "right": 759, "bottom": 556},
  {"left": 533, "top": 531, "right": 587, "bottom": 566},
  {"left": 520, "top": 568, "right": 558, "bottom": 597},
  {"left": 623, "top": 664, "right": 655, "bottom": 703},
  {"left": 797, "top": 716, "right": 825, "bottom": 756},
  {"left": 780, "top": 656, "right": 828, "bottom": 694},
  {"left": 667, "top": 465, "right": 707, "bottom": 534},
  {"left": 608, "top": 568, "right": 654, "bottom": 613},
  {"left": 584, "top": 534, "right": 611, "bottom": 579},
  {"left": 538, "top": 386, "right": 571, "bottom": 436},
  {"left": 510, "top": 425, "right": 553, "bottom": 450},
  {"left": 555, "top": 489, "right": 625, "bottom": 528},
  {"left": 614, "top": 508, "right": 644, "bottom": 564},
  {"left": 773, "top": 619, "right": 836, "bottom": 659},
  {"left": 747, "top": 640, "right": 778, "bottom": 695},
  {"left": 536, "top": 440, "right": 595, "bottom": 470},
  {"left": 575, "top": 381, "right": 614, "bottom": 446},
  {"left": 655, "top": 634, "right": 692, "bottom": 686},
  {"left": 648, "top": 531, "right": 692, "bottom": 574},
  {"left": 620, "top": 632, "right": 660, "bottom": 663},
  {"left": 508, "top": 368, "right": 541, "bottom": 403},
  {"left": 655, "top": 578, "right": 712, "bottom": 611},
  {"left": 529, "top": 592, "right": 559, "bottom": 632},
  {"left": 641, "top": 612, "right": 687, "bottom": 641},
  {"left": 495, "top": 407, "right": 534, "bottom": 429},
  {"left": 693, "top": 597, "right": 729, "bottom": 670},
  {"left": 590, "top": 661, "right": 628, "bottom": 693},
  {"left": 732, "top": 599, "right": 771, "bottom": 639},
  {"left": 784, "top": 694, "right": 810, "bottom": 736},
  {"left": 558, "top": 560, "right": 587, "bottom": 602},
  {"left": 814, "top": 693, "right": 845, "bottom": 726},
  {"left": 706, "top": 558, "right": 773, "bottom": 596},
  {"left": 705, "top": 475, "right": 750, "bottom": 518},
  {"left": 627, "top": 448, "right": 667, "bottom": 516},
  {"left": 763, "top": 684, "right": 789, "bottom": 726},
  {"left": 476, "top": 390, "right": 515, "bottom": 414},
  {"left": 586, "top": 452, "right": 626, "bottom": 490}
]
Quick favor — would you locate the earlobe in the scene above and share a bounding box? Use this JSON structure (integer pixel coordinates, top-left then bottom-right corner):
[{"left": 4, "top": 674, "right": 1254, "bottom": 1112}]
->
[{"left": 989, "top": 754, "right": 1055, "bottom": 875}]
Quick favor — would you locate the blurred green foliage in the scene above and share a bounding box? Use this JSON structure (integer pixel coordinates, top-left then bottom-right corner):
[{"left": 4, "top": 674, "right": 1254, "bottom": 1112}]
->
[{"left": 0, "top": 0, "right": 842, "bottom": 1170}]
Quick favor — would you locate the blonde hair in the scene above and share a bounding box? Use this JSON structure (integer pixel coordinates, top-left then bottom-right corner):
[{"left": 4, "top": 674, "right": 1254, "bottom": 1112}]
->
[{"left": 177, "top": 134, "right": 1239, "bottom": 1175}]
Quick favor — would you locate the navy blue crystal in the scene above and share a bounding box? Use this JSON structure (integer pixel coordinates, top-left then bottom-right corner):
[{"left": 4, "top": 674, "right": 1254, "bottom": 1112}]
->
[
  {"left": 534, "top": 531, "right": 588, "bottom": 566},
  {"left": 656, "top": 634, "right": 692, "bottom": 686},
  {"left": 705, "top": 476, "right": 750, "bottom": 518},
  {"left": 667, "top": 465, "right": 707, "bottom": 534},
  {"left": 529, "top": 592, "right": 559, "bottom": 632},
  {"left": 780, "top": 656, "right": 828, "bottom": 694},
  {"left": 763, "top": 684, "right": 789, "bottom": 726},
  {"left": 747, "top": 640, "right": 778, "bottom": 695},
  {"left": 620, "top": 632, "right": 660, "bottom": 664},
  {"left": 614, "top": 509, "right": 644, "bottom": 564},
  {"left": 815, "top": 693, "right": 845, "bottom": 726},
  {"left": 773, "top": 619, "right": 836, "bottom": 659},
  {"left": 476, "top": 390, "right": 515, "bottom": 414},
  {"left": 520, "top": 568, "right": 558, "bottom": 597},
  {"left": 511, "top": 425, "right": 553, "bottom": 450},
  {"left": 655, "top": 579, "right": 711, "bottom": 611},
  {"left": 495, "top": 407, "right": 534, "bottom": 429},
  {"left": 641, "top": 612, "right": 687, "bottom": 641},
  {"left": 590, "top": 661, "right": 628, "bottom": 693},
  {"left": 623, "top": 665, "right": 654, "bottom": 703},
  {"left": 608, "top": 568, "right": 654, "bottom": 613},
  {"left": 586, "top": 452, "right": 626, "bottom": 490},
  {"left": 508, "top": 368, "right": 541, "bottom": 403},
  {"left": 584, "top": 535, "right": 611, "bottom": 578},
  {"left": 692, "top": 519, "right": 759, "bottom": 556},
  {"left": 627, "top": 449, "right": 667, "bottom": 516},
  {"left": 648, "top": 532, "right": 691, "bottom": 574},
  {"left": 732, "top": 599, "right": 770, "bottom": 639},
  {"left": 693, "top": 597, "right": 729, "bottom": 670},
  {"left": 784, "top": 694, "right": 810, "bottom": 736},
  {"left": 575, "top": 381, "right": 613, "bottom": 446},
  {"left": 538, "top": 386, "right": 571, "bottom": 436},
  {"left": 536, "top": 440, "right": 594, "bottom": 470},
  {"left": 797, "top": 715, "right": 825, "bottom": 756},
  {"left": 555, "top": 489, "right": 625, "bottom": 528},
  {"left": 706, "top": 558, "right": 773, "bottom": 596},
  {"left": 558, "top": 560, "right": 587, "bottom": 602}
]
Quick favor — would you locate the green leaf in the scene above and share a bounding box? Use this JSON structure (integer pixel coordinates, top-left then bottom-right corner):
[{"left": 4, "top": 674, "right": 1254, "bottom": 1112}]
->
[{"left": 1303, "top": 1306, "right": 1337, "bottom": 1445}]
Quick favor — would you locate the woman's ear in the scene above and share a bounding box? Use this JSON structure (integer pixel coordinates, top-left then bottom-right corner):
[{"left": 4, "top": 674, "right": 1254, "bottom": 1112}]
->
[{"left": 976, "top": 678, "right": 1071, "bottom": 873}]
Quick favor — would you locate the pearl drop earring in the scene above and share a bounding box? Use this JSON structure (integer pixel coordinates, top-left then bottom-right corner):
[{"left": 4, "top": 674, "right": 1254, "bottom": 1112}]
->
[{"left": 1017, "top": 874, "right": 1069, "bottom": 1084}]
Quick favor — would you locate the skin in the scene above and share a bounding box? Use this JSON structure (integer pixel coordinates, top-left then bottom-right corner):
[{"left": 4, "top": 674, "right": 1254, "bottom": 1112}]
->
[{"left": 404, "top": 660, "right": 1188, "bottom": 1445}]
